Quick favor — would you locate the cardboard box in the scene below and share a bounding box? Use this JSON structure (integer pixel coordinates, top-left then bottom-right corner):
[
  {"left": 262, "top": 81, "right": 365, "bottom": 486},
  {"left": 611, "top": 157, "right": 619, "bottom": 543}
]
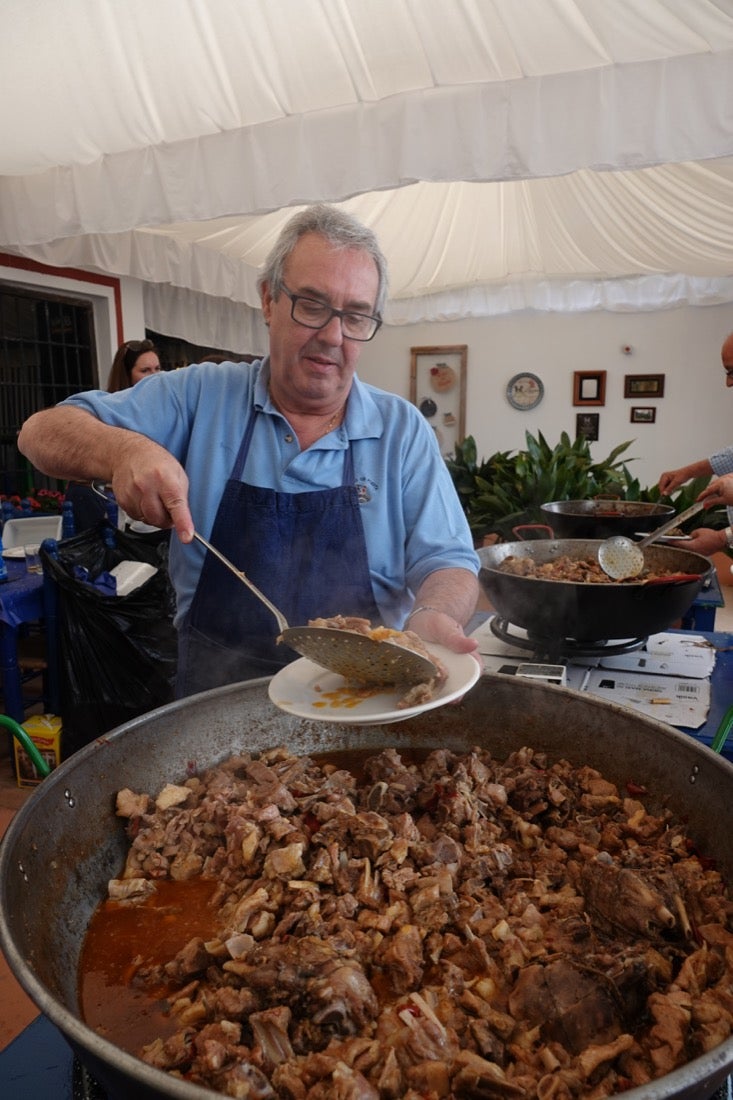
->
[{"left": 14, "top": 714, "right": 62, "bottom": 787}]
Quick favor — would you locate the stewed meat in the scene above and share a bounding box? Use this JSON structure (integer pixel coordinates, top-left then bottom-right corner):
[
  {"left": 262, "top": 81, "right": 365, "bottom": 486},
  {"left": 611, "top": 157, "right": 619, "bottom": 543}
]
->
[
  {"left": 98, "top": 745, "right": 733, "bottom": 1098},
  {"left": 304, "top": 614, "right": 448, "bottom": 706},
  {"left": 498, "top": 555, "right": 694, "bottom": 584}
]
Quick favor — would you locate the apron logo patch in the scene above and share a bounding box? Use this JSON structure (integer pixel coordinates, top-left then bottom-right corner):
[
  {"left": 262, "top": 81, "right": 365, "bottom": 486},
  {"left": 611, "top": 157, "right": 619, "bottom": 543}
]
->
[{"left": 355, "top": 476, "right": 377, "bottom": 504}]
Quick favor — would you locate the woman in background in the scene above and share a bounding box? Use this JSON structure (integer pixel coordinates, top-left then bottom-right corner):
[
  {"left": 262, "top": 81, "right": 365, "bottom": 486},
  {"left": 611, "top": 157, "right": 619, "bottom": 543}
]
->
[
  {"left": 106, "top": 338, "right": 161, "bottom": 391},
  {"left": 65, "top": 339, "right": 161, "bottom": 530}
]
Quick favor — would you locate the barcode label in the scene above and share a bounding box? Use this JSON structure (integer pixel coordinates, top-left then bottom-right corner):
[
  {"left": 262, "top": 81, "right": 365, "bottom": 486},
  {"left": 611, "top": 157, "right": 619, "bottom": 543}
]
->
[{"left": 677, "top": 683, "right": 700, "bottom": 695}]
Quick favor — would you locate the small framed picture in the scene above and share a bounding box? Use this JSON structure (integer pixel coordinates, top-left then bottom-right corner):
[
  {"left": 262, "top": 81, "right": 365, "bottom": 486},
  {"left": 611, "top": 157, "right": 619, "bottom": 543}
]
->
[
  {"left": 630, "top": 406, "right": 656, "bottom": 424},
  {"left": 576, "top": 412, "right": 599, "bottom": 441},
  {"left": 624, "top": 374, "right": 665, "bottom": 398},
  {"left": 573, "top": 370, "right": 606, "bottom": 406}
]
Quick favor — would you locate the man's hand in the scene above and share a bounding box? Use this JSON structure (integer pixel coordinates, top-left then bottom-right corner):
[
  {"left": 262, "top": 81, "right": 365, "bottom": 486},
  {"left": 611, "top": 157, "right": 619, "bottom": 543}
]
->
[
  {"left": 669, "top": 527, "right": 727, "bottom": 557},
  {"left": 698, "top": 474, "right": 733, "bottom": 510},
  {"left": 658, "top": 459, "right": 713, "bottom": 497},
  {"left": 406, "top": 606, "right": 479, "bottom": 654},
  {"left": 111, "top": 436, "right": 194, "bottom": 542},
  {"left": 404, "top": 568, "right": 480, "bottom": 657}
]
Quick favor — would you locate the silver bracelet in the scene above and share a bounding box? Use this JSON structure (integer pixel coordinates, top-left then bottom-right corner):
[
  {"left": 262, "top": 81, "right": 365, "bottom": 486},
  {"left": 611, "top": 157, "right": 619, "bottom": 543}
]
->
[{"left": 404, "top": 604, "right": 444, "bottom": 627}]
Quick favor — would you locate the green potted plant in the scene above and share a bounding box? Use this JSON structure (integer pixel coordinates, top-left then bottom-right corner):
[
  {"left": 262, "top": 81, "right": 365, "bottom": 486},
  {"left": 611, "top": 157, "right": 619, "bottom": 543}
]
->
[{"left": 446, "top": 431, "right": 637, "bottom": 543}]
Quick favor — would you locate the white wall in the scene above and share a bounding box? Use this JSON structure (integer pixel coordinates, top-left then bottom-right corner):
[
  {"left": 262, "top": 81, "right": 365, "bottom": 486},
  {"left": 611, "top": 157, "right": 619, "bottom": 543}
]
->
[{"left": 358, "top": 302, "right": 733, "bottom": 492}]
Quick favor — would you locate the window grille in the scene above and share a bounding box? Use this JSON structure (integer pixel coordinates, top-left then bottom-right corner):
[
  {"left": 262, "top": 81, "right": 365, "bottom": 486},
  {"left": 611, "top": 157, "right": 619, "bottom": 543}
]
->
[{"left": 0, "top": 286, "right": 97, "bottom": 496}]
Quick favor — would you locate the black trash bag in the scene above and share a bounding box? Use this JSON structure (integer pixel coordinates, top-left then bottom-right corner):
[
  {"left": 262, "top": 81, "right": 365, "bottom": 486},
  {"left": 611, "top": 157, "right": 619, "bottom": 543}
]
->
[{"left": 40, "top": 523, "right": 178, "bottom": 757}]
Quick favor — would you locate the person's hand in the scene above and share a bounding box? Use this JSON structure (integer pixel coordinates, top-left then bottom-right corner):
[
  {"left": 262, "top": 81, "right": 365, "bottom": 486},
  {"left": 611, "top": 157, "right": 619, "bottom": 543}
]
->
[
  {"left": 669, "top": 526, "right": 726, "bottom": 557},
  {"left": 406, "top": 607, "right": 479, "bottom": 656},
  {"left": 698, "top": 474, "right": 733, "bottom": 510},
  {"left": 658, "top": 459, "right": 713, "bottom": 498},
  {"left": 658, "top": 468, "right": 685, "bottom": 496},
  {"left": 111, "top": 438, "right": 194, "bottom": 543}
]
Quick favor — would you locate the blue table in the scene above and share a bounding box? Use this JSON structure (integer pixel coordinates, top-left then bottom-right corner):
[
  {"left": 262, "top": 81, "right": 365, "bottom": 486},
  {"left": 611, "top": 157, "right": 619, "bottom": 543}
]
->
[
  {"left": 681, "top": 570, "right": 725, "bottom": 632},
  {"left": 674, "top": 627, "right": 733, "bottom": 758},
  {"left": 0, "top": 559, "right": 58, "bottom": 722}
]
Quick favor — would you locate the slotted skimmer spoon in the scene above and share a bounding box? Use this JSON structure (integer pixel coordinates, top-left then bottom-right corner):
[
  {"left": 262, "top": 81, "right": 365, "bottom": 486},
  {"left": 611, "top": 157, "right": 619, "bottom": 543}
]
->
[
  {"left": 192, "top": 532, "right": 438, "bottom": 684},
  {"left": 597, "top": 501, "right": 705, "bottom": 580}
]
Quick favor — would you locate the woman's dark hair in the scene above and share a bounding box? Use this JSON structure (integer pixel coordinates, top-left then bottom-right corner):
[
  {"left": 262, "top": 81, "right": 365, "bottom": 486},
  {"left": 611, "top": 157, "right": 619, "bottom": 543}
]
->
[{"left": 107, "top": 339, "right": 159, "bottom": 392}]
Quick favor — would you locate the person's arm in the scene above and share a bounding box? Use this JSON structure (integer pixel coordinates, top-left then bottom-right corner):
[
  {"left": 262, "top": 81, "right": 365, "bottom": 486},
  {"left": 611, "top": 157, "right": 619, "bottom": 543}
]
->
[
  {"left": 658, "top": 458, "right": 714, "bottom": 496},
  {"left": 663, "top": 474, "right": 733, "bottom": 555},
  {"left": 18, "top": 406, "right": 194, "bottom": 541},
  {"left": 403, "top": 567, "right": 479, "bottom": 654}
]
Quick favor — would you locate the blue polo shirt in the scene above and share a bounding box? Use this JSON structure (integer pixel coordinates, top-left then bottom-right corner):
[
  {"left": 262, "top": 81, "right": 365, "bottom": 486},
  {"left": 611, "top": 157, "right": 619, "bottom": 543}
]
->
[{"left": 62, "top": 359, "right": 479, "bottom": 628}]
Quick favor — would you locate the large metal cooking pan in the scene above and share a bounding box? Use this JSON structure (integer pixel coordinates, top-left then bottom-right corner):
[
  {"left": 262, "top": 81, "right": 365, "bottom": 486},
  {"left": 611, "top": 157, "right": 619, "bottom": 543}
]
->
[
  {"left": 478, "top": 539, "right": 713, "bottom": 641},
  {"left": 540, "top": 499, "right": 676, "bottom": 539},
  {"left": 2, "top": 678, "right": 733, "bottom": 1100}
]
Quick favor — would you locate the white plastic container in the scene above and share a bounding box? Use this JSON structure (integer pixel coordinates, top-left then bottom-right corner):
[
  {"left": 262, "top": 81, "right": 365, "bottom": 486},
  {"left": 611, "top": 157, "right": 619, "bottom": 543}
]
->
[{"left": 109, "top": 560, "right": 157, "bottom": 596}]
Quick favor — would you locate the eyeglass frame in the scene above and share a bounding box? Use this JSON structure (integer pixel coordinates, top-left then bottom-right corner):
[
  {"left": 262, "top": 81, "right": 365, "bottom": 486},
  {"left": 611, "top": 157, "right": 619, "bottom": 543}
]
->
[{"left": 279, "top": 284, "right": 382, "bottom": 342}]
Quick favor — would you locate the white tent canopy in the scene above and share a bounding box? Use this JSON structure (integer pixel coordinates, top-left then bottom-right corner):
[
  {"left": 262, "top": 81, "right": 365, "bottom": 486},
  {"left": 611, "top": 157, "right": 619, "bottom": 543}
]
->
[{"left": 2, "top": 0, "right": 733, "bottom": 350}]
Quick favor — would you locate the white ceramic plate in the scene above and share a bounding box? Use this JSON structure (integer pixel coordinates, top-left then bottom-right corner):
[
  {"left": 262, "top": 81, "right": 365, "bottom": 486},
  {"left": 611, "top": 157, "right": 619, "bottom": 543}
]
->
[
  {"left": 2, "top": 547, "right": 26, "bottom": 559},
  {"left": 268, "top": 643, "right": 481, "bottom": 725}
]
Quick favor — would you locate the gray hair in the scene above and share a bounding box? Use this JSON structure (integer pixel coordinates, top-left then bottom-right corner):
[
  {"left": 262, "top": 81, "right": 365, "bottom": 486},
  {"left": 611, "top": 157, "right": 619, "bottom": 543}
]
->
[{"left": 258, "top": 203, "right": 389, "bottom": 317}]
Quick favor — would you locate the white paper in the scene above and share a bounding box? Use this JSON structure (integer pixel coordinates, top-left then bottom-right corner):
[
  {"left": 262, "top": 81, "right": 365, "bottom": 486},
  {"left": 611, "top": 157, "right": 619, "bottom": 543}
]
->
[{"left": 472, "top": 617, "right": 715, "bottom": 730}]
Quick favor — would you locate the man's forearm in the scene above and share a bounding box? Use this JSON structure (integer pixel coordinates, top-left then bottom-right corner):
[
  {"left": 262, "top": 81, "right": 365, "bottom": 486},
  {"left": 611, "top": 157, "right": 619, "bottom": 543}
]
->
[
  {"left": 20, "top": 405, "right": 194, "bottom": 539},
  {"left": 18, "top": 406, "right": 138, "bottom": 481},
  {"left": 408, "top": 568, "right": 479, "bottom": 628}
]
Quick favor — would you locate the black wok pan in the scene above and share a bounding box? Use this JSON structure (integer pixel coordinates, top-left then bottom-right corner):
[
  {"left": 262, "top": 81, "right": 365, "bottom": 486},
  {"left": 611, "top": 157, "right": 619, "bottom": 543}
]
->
[
  {"left": 540, "top": 499, "right": 676, "bottom": 539},
  {"left": 2, "top": 677, "right": 733, "bottom": 1100},
  {"left": 478, "top": 538, "right": 713, "bottom": 641}
]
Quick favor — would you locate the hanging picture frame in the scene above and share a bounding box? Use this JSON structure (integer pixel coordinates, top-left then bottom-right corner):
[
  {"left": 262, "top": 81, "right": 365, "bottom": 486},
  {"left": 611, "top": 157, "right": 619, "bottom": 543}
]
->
[
  {"left": 624, "top": 374, "right": 665, "bottom": 398},
  {"left": 410, "top": 344, "right": 467, "bottom": 457},
  {"left": 573, "top": 370, "right": 606, "bottom": 406},
  {"left": 630, "top": 406, "right": 656, "bottom": 423},
  {"left": 576, "top": 412, "right": 600, "bottom": 441}
]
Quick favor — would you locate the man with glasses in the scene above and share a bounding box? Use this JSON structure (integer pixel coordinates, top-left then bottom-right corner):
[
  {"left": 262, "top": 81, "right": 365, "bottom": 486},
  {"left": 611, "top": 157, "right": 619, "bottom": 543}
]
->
[{"left": 19, "top": 203, "right": 479, "bottom": 696}]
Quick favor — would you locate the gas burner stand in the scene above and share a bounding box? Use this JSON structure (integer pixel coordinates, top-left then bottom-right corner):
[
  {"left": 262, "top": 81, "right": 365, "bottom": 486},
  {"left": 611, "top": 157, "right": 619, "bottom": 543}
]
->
[{"left": 489, "top": 617, "right": 647, "bottom": 661}]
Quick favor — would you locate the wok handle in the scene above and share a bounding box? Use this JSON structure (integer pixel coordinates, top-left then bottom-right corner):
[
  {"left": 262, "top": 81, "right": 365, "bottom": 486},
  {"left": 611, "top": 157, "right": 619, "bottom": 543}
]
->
[
  {"left": 512, "top": 524, "right": 554, "bottom": 541},
  {"left": 642, "top": 574, "right": 701, "bottom": 587}
]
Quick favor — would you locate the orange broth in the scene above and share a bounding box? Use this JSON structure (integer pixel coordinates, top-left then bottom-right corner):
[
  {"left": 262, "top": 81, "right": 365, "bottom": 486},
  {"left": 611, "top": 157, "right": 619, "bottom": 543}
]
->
[{"left": 79, "top": 877, "right": 219, "bottom": 1054}]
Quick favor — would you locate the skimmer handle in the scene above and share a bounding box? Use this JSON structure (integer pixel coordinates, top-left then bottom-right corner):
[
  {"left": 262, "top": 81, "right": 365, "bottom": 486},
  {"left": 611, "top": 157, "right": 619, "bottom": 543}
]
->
[
  {"left": 637, "top": 501, "right": 705, "bottom": 549},
  {"left": 192, "top": 532, "right": 289, "bottom": 633}
]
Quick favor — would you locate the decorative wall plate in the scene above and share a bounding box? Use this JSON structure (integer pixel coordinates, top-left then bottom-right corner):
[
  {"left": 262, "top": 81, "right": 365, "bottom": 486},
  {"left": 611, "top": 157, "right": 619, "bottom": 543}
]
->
[{"left": 506, "top": 372, "right": 544, "bottom": 410}]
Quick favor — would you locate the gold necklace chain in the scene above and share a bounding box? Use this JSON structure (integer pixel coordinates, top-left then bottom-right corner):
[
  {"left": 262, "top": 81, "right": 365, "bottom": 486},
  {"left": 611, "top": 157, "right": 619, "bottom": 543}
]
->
[
  {"left": 269, "top": 388, "right": 345, "bottom": 441},
  {"left": 318, "top": 406, "right": 344, "bottom": 437}
]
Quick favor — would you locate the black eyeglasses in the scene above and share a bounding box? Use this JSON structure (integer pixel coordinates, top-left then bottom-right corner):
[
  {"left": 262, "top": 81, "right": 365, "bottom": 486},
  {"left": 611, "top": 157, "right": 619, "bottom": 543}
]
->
[{"left": 280, "top": 285, "right": 381, "bottom": 342}]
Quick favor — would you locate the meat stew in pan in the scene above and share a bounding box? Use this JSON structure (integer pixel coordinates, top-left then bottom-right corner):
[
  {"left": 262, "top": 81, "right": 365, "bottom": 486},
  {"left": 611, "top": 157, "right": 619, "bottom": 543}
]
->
[
  {"left": 499, "top": 554, "right": 693, "bottom": 584},
  {"left": 80, "top": 745, "right": 733, "bottom": 1097}
]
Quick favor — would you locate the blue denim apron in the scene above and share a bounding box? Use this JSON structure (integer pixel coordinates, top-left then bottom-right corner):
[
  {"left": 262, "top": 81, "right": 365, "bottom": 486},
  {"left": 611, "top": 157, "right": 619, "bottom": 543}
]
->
[{"left": 176, "top": 412, "right": 380, "bottom": 696}]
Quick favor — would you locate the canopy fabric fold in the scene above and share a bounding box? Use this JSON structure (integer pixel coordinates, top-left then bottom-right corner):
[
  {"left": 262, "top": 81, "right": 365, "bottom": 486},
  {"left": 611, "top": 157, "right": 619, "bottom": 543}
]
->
[{"left": 2, "top": 0, "right": 733, "bottom": 340}]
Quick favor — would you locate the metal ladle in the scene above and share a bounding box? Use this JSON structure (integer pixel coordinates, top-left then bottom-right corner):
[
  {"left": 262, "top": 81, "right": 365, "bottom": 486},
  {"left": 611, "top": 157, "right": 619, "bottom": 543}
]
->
[
  {"left": 192, "top": 532, "right": 438, "bottom": 685},
  {"left": 597, "top": 501, "right": 705, "bottom": 580}
]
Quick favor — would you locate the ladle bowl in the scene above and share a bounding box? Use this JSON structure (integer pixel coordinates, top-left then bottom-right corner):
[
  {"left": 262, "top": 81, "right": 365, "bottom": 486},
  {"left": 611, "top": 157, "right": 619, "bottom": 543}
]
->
[
  {"left": 597, "top": 501, "right": 705, "bottom": 580},
  {"left": 192, "top": 532, "right": 438, "bottom": 685}
]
